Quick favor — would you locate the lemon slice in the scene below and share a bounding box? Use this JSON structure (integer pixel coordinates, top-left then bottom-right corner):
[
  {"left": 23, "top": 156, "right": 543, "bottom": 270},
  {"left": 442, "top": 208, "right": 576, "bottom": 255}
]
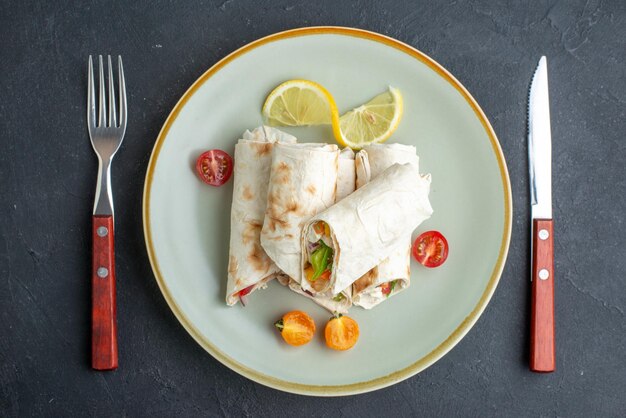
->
[
  {"left": 262, "top": 80, "right": 340, "bottom": 127},
  {"left": 335, "top": 87, "right": 403, "bottom": 149}
]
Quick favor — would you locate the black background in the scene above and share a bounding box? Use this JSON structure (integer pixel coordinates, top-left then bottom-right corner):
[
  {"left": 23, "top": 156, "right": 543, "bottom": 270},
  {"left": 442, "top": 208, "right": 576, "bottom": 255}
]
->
[{"left": 1, "top": 0, "right": 625, "bottom": 416}]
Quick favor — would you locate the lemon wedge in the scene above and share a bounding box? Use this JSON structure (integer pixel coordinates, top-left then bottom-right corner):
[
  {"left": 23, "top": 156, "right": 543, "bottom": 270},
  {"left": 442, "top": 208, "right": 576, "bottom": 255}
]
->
[
  {"left": 262, "top": 80, "right": 340, "bottom": 127},
  {"left": 262, "top": 81, "right": 403, "bottom": 150},
  {"left": 335, "top": 87, "right": 403, "bottom": 149}
]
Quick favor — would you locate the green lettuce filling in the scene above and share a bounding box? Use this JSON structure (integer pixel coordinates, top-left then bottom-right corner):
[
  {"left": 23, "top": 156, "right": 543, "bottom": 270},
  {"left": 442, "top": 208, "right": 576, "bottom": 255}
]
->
[
  {"left": 310, "top": 240, "right": 332, "bottom": 281},
  {"left": 332, "top": 293, "right": 345, "bottom": 302}
]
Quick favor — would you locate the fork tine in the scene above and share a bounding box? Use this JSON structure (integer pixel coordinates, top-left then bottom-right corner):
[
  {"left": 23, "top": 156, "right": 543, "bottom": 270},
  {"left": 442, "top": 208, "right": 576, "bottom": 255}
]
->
[
  {"left": 107, "top": 55, "right": 117, "bottom": 128},
  {"left": 98, "top": 55, "right": 106, "bottom": 127},
  {"left": 87, "top": 56, "right": 96, "bottom": 128},
  {"left": 118, "top": 56, "right": 127, "bottom": 129}
]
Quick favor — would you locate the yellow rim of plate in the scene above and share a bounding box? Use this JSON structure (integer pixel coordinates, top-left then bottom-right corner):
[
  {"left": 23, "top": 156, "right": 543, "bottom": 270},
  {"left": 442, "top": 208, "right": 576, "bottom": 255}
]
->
[{"left": 142, "top": 26, "right": 513, "bottom": 396}]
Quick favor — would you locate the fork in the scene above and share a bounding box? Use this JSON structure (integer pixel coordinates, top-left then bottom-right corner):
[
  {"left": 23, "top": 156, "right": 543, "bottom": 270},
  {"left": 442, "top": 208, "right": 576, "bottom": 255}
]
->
[{"left": 87, "top": 55, "right": 127, "bottom": 370}]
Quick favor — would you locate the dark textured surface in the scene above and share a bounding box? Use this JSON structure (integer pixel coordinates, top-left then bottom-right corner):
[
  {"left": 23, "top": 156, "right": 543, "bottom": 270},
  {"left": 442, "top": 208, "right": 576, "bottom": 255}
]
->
[{"left": 1, "top": 0, "right": 625, "bottom": 416}]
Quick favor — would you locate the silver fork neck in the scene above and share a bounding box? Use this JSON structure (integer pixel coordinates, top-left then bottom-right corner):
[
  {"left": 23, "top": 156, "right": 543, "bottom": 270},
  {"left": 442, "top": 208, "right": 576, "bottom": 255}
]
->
[{"left": 93, "top": 156, "right": 114, "bottom": 216}]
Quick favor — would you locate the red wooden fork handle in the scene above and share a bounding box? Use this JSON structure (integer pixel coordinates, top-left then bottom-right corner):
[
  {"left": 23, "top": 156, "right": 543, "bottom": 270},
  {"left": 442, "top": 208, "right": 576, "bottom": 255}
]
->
[
  {"left": 530, "top": 218, "right": 555, "bottom": 373},
  {"left": 92, "top": 215, "right": 118, "bottom": 370}
]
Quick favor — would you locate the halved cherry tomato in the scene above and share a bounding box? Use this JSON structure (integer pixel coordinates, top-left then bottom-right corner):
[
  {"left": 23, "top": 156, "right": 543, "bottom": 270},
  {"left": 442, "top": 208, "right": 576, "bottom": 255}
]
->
[
  {"left": 274, "top": 311, "right": 316, "bottom": 346},
  {"left": 324, "top": 313, "right": 359, "bottom": 351},
  {"left": 195, "top": 149, "right": 233, "bottom": 186},
  {"left": 238, "top": 284, "right": 254, "bottom": 306},
  {"left": 312, "top": 222, "right": 331, "bottom": 236},
  {"left": 238, "top": 285, "right": 254, "bottom": 297},
  {"left": 412, "top": 230, "right": 449, "bottom": 268},
  {"left": 313, "top": 221, "right": 325, "bottom": 235},
  {"left": 380, "top": 282, "right": 391, "bottom": 296}
]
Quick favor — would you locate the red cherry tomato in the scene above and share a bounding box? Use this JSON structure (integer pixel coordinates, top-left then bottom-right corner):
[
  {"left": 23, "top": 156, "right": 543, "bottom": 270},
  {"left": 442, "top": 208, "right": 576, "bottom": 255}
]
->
[
  {"left": 379, "top": 282, "right": 391, "bottom": 295},
  {"left": 238, "top": 285, "right": 254, "bottom": 297},
  {"left": 195, "top": 149, "right": 233, "bottom": 186},
  {"left": 412, "top": 231, "right": 449, "bottom": 268},
  {"left": 238, "top": 284, "right": 254, "bottom": 306}
]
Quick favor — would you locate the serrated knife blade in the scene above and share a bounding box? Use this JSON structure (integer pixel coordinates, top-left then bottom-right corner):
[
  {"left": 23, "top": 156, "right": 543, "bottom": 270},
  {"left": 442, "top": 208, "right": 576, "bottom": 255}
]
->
[{"left": 529, "top": 56, "right": 552, "bottom": 219}]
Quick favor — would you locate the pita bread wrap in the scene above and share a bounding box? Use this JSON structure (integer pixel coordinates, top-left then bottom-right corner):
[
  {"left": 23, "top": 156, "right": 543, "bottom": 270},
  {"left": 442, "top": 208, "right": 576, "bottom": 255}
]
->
[
  {"left": 226, "top": 126, "right": 296, "bottom": 306},
  {"left": 284, "top": 147, "right": 356, "bottom": 313},
  {"left": 300, "top": 163, "right": 433, "bottom": 296},
  {"left": 336, "top": 147, "right": 356, "bottom": 201},
  {"left": 260, "top": 143, "right": 339, "bottom": 283},
  {"left": 352, "top": 144, "right": 422, "bottom": 309}
]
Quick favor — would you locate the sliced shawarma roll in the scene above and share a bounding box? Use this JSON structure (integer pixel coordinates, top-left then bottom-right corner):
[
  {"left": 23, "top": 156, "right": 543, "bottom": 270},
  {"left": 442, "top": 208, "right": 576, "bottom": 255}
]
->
[
  {"left": 352, "top": 144, "right": 421, "bottom": 309},
  {"left": 284, "top": 147, "right": 356, "bottom": 313},
  {"left": 260, "top": 143, "right": 339, "bottom": 285},
  {"left": 226, "top": 126, "right": 297, "bottom": 306},
  {"left": 300, "top": 163, "right": 433, "bottom": 296}
]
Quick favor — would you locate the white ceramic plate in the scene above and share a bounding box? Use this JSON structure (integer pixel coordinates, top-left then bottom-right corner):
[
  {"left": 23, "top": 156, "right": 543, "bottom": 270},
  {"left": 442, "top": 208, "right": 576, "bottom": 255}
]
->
[{"left": 143, "top": 27, "right": 512, "bottom": 396}]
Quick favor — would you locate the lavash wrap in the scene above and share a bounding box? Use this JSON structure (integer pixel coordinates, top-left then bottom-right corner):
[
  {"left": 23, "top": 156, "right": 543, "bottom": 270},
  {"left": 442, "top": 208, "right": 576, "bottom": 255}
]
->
[
  {"left": 352, "top": 144, "right": 422, "bottom": 309},
  {"left": 285, "top": 147, "right": 356, "bottom": 313},
  {"left": 226, "top": 126, "right": 296, "bottom": 306},
  {"left": 300, "top": 163, "right": 434, "bottom": 296},
  {"left": 260, "top": 143, "right": 339, "bottom": 284},
  {"left": 336, "top": 147, "right": 356, "bottom": 201}
]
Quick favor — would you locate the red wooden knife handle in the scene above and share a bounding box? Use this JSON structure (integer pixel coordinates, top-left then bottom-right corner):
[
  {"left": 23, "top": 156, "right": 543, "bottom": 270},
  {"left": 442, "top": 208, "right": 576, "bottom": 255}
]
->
[
  {"left": 91, "top": 215, "right": 118, "bottom": 370},
  {"left": 530, "top": 219, "right": 555, "bottom": 372}
]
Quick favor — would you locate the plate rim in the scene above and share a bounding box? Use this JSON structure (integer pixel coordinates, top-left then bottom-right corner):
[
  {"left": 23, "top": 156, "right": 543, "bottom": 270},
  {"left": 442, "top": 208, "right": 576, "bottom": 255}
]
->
[{"left": 142, "top": 26, "right": 513, "bottom": 396}]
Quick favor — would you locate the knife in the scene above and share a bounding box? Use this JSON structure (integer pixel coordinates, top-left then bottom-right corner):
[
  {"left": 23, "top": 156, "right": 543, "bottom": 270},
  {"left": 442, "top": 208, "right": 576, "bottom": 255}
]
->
[{"left": 528, "top": 56, "right": 555, "bottom": 373}]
